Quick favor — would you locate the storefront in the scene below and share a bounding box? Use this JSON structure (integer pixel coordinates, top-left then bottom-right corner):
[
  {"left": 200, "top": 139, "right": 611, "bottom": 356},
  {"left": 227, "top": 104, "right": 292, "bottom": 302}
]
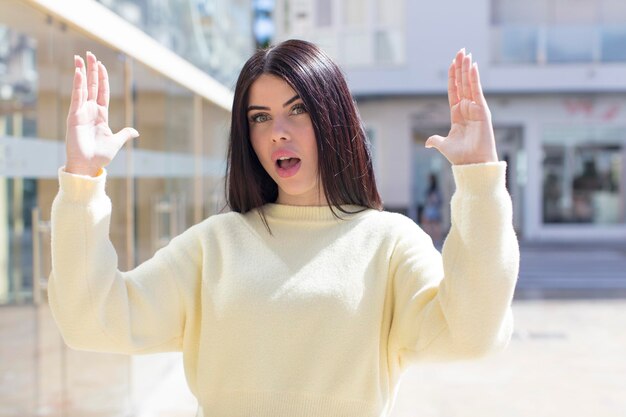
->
[
  {"left": 494, "top": 96, "right": 626, "bottom": 242},
  {"left": 356, "top": 94, "right": 625, "bottom": 244},
  {"left": 0, "top": 0, "right": 242, "bottom": 414}
]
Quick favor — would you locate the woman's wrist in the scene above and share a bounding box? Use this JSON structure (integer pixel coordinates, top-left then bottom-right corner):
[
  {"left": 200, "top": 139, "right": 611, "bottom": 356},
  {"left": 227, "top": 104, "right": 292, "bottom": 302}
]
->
[
  {"left": 65, "top": 162, "right": 101, "bottom": 177},
  {"left": 453, "top": 154, "right": 499, "bottom": 165}
]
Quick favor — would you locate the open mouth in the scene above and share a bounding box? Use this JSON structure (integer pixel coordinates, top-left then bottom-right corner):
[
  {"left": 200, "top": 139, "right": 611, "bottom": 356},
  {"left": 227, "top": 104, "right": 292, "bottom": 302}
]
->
[
  {"left": 277, "top": 157, "right": 301, "bottom": 169},
  {"left": 275, "top": 157, "right": 302, "bottom": 178}
]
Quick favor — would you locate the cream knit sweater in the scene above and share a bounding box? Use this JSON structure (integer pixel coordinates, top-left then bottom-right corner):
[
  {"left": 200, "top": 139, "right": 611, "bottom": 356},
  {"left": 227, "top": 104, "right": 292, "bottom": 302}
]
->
[{"left": 48, "top": 161, "right": 519, "bottom": 417}]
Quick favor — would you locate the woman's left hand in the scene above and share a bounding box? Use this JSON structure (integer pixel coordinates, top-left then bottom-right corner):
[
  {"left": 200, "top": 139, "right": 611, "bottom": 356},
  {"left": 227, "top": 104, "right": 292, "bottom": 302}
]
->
[{"left": 425, "top": 49, "right": 498, "bottom": 165}]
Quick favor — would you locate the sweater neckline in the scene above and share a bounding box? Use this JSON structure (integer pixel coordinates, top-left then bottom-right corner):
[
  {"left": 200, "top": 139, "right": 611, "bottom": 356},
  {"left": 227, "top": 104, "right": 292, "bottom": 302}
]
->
[{"left": 260, "top": 203, "right": 373, "bottom": 222}]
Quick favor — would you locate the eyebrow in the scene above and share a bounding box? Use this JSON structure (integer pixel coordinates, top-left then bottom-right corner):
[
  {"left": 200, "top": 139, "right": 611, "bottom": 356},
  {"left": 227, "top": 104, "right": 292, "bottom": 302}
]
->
[{"left": 247, "top": 94, "right": 300, "bottom": 112}]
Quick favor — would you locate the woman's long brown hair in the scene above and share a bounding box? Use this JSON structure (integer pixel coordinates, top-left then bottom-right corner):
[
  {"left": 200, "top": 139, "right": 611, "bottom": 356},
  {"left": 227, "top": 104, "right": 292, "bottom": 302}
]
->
[{"left": 226, "top": 39, "right": 382, "bottom": 226}]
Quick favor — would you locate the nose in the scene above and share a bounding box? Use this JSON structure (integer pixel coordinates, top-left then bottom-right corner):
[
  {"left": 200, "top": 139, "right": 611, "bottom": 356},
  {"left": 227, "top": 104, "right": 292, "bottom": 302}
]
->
[{"left": 271, "top": 118, "right": 290, "bottom": 143}]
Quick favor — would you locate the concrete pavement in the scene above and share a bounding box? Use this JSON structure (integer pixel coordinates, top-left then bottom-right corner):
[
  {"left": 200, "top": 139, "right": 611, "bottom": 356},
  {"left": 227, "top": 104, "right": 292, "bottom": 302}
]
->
[
  {"left": 140, "top": 298, "right": 626, "bottom": 417},
  {"left": 515, "top": 241, "right": 626, "bottom": 299},
  {"left": 390, "top": 298, "right": 626, "bottom": 417}
]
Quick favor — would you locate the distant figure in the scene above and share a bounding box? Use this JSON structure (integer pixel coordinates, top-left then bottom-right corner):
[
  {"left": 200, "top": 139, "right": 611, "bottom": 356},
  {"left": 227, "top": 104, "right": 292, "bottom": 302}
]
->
[
  {"left": 572, "top": 160, "right": 601, "bottom": 222},
  {"left": 421, "top": 173, "right": 443, "bottom": 246},
  {"left": 542, "top": 172, "right": 562, "bottom": 222}
]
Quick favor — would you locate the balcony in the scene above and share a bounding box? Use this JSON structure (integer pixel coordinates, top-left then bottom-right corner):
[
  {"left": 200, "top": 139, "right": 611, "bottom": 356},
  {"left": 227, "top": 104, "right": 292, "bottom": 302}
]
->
[{"left": 491, "top": 24, "right": 626, "bottom": 65}]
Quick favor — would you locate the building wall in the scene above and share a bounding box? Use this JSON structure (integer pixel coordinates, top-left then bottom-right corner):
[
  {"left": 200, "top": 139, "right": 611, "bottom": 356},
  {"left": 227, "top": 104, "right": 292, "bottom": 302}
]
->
[
  {"left": 274, "top": 0, "right": 626, "bottom": 243},
  {"left": 276, "top": 0, "right": 626, "bottom": 94},
  {"left": 357, "top": 94, "right": 626, "bottom": 241},
  {"left": 96, "top": 0, "right": 253, "bottom": 87}
]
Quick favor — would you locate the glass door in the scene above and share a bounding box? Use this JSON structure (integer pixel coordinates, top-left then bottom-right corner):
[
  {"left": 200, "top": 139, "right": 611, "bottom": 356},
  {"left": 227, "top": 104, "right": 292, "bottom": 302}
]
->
[
  {"left": 0, "top": 6, "right": 43, "bottom": 413},
  {"left": 1, "top": 1, "right": 132, "bottom": 414}
]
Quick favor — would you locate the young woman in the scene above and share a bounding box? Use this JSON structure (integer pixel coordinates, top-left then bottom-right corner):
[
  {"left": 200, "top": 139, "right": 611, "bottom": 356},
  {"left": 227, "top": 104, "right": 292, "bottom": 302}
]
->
[{"left": 49, "top": 39, "right": 519, "bottom": 417}]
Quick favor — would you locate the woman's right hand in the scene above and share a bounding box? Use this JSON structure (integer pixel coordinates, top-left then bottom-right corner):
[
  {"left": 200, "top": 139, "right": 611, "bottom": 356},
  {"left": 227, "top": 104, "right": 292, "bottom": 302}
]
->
[{"left": 65, "top": 51, "right": 139, "bottom": 176}]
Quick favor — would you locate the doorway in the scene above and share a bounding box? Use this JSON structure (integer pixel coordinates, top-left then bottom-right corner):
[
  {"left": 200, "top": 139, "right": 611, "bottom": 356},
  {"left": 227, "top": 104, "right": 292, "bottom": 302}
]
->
[{"left": 411, "top": 125, "right": 525, "bottom": 241}]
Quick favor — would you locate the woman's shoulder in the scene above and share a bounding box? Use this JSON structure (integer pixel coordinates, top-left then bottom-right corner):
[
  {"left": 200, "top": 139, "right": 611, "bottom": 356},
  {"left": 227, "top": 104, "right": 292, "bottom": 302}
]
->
[
  {"left": 195, "top": 210, "right": 249, "bottom": 231},
  {"left": 170, "top": 211, "right": 253, "bottom": 251}
]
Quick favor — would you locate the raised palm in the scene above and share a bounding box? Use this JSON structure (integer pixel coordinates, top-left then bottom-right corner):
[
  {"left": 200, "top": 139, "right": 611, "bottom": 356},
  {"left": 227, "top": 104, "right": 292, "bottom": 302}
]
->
[
  {"left": 425, "top": 49, "right": 498, "bottom": 165},
  {"left": 65, "top": 52, "right": 138, "bottom": 176}
]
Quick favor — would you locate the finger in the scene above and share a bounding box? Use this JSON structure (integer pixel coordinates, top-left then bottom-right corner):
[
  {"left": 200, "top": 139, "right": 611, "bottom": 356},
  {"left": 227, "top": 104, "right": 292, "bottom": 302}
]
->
[
  {"left": 112, "top": 127, "right": 140, "bottom": 148},
  {"left": 75, "top": 55, "right": 88, "bottom": 104},
  {"left": 447, "top": 61, "right": 459, "bottom": 108},
  {"left": 461, "top": 53, "right": 472, "bottom": 101},
  {"left": 97, "top": 61, "right": 110, "bottom": 107},
  {"left": 470, "top": 62, "right": 487, "bottom": 106},
  {"left": 454, "top": 49, "right": 464, "bottom": 99},
  {"left": 69, "top": 56, "right": 84, "bottom": 113},
  {"left": 425, "top": 134, "right": 445, "bottom": 150},
  {"left": 86, "top": 51, "right": 98, "bottom": 101}
]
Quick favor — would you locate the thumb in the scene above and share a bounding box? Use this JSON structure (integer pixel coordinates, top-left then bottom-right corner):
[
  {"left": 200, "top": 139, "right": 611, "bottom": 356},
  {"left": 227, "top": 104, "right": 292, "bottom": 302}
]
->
[
  {"left": 113, "top": 127, "right": 140, "bottom": 147},
  {"left": 425, "top": 135, "right": 445, "bottom": 150}
]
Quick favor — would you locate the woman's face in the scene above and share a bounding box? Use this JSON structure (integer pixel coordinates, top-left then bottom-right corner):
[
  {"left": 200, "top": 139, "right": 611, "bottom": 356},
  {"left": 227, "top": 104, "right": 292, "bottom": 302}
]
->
[{"left": 248, "top": 73, "right": 326, "bottom": 206}]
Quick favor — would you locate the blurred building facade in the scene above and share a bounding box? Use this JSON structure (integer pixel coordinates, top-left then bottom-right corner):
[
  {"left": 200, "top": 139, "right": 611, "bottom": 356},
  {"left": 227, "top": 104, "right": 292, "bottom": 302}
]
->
[
  {"left": 274, "top": 0, "right": 626, "bottom": 244},
  {"left": 96, "top": 0, "right": 253, "bottom": 87},
  {"left": 253, "top": 0, "right": 276, "bottom": 48},
  {"left": 0, "top": 0, "right": 252, "bottom": 414}
]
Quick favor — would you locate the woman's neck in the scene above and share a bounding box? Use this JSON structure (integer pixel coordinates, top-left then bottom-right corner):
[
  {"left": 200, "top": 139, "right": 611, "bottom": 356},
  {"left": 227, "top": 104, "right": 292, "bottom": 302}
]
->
[{"left": 276, "top": 187, "right": 328, "bottom": 206}]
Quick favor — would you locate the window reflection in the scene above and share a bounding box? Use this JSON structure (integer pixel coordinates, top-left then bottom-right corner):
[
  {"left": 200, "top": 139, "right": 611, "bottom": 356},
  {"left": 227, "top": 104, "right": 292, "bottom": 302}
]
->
[
  {"left": 1, "top": 1, "right": 132, "bottom": 414},
  {"left": 543, "top": 141, "right": 623, "bottom": 224},
  {"left": 601, "top": 26, "right": 626, "bottom": 62},
  {"left": 0, "top": 25, "right": 37, "bottom": 108},
  {"left": 491, "top": 0, "right": 626, "bottom": 63},
  {"left": 546, "top": 26, "right": 595, "bottom": 63},
  {"left": 95, "top": 0, "right": 252, "bottom": 86},
  {"left": 493, "top": 26, "right": 538, "bottom": 64},
  {"left": 133, "top": 63, "right": 195, "bottom": 263}
]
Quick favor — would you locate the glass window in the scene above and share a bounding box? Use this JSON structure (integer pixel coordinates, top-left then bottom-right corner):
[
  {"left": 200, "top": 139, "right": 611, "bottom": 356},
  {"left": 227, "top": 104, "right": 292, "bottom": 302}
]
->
[
  {"left": 601, "top": 26, "right": 626, "bottom": 62},
  {"left": 97, "top": 0, "right": 252, "bottom": 87},
  {"left": 343, "top": 0, "right": 367, "bottom": 27},
  {"left": 491, "top": 0, "right": 626, "bottom": 64},
  {"left": 379, "top": 29, "right": 405, "bottom": 65},
  {"left": 412, "top": 126, "right": 452, "bottom": 233},
  {"left": 133, "top": 63, "right": 196, "bottom": 264},
  {"left": 491, "top": 0, "right": 548, "bottom": 25},
  {"left": 542, "top": 127, "right": 624, "bottom": 224},
  {"left": 202, "top": 101, "right": 229, "bottom": 218},
  {"left": 1, "top": 1, "right": 132, "bottom": 414},
  {"left": 375, "top": 0, "right": 403, "bottom": 27},
  {"left": 493, "top": 25, "right": 539, "bottom": 64},
  {"left": 374, "top": 30, "right": 400, "bottom": 65},
  {"left": 546, "top": 26, "right": 595, "bottom": 63}
]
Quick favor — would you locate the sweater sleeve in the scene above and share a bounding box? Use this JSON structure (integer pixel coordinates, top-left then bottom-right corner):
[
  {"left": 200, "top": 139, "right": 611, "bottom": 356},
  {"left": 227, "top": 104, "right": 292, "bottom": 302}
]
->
[
  {"left": 388, "top": 161, "right": 519, "bottom": 368},
  {"left": 47, "top": 166, "right": 197, "bottom": 354}
]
